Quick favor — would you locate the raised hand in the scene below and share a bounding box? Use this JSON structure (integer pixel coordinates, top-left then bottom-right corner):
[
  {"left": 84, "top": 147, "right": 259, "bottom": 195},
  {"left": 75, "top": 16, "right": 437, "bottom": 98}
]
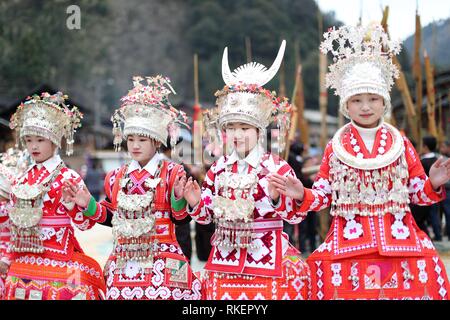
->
[
  {"left": 62, "top": 179, "right": 92, "bottom": 208},
  {"left": 267, "top": 174, "right": 281, "bottom": 201},
  {"left": 267, "top": 174, "right": 305, "bottom": 201},
  {"left": 0, "top": 261, "right": 9, "bottom": 277},
  {"left": 103, "top": 260, "right": 111, "bottom": 279},
  {"left": 429, "top": 157, "right": 450, "bottom": 190},
  {"left": 173, "top": 172, "right": 187, "bottom": 199},
  {"left": 183, "top": 177, "right": 201, "bottom": 208}
]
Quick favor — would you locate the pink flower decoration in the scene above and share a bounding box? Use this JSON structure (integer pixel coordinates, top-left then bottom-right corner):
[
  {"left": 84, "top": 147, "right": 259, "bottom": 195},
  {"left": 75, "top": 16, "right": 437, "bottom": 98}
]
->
[{"left": 204, "top": 196, "right": 212, "bottom": 206}]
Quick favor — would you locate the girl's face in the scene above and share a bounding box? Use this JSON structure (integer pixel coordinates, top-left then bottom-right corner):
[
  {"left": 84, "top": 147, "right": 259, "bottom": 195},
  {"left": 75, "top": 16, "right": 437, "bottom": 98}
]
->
[
  {"left": 24, "top": 135, "right": 56, "bottom": 163},
  {"left": 346, "top": 93, "right": 385, "bottom": 128},
  {"left": 225, "top": 122, "right": 259, "bottom": 157},
  {"left": 126, "top": 135, "right": 159, "bottom": 166}
]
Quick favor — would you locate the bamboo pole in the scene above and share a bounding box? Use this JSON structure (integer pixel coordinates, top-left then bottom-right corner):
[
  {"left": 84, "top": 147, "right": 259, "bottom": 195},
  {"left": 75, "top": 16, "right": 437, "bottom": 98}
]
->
[
  {"left": 293, "top": 40, "right": 308, "bottom": 147},
  {"left": 245, "top": 37, "right": 252, "bottom": 63},
  {"left": 279, "top": 60, "right": 287, "bottom": 98},
  {"left": 438, "top": 95, "right": 444, "bottom": 146},
  {"left": 193, "top": 54, "right": 203, "bottom": 166},
  {"left": 284, "top": 41, "right": 309, "bottom": 160},
  {"left": 424, "top": 50, "right": 438, "bottom": 138},
  {"left": 279, "top": 58, "right": 289, "bottom": 160},
  {"left": 284, "top": 65, "right": 300, "bottom": 160},
  {"left": 413, "top": 8, "right": 423, "bottom": 152},
  {"left": 318, "top": 9, "right": 328, "bottom": 150},
  {"left": 381, "top": 6, "right": 420, "bottom": 143},
  {"left": 194, "top": 54, "right": 200, "bottom": 107}
]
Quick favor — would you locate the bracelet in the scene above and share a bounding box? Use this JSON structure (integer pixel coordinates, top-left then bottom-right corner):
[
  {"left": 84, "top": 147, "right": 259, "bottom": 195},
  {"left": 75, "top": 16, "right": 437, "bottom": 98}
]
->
[
  {"left": 171, "top": 189, "right": 187, "bottom": 212},
  {"left": 83, "top": 196, "right": 97, "bottom": 217}
]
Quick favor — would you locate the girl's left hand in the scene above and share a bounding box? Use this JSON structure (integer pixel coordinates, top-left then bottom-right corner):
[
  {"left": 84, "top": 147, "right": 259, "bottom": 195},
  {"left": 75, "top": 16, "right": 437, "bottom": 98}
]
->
[
  {"left": 0, "top": 261, "right": 9, "bottom": 277},
  {"left": 429, "top": 157, "right": 450, "bottom": 190},
  {"left": 173, "top": 172, "right": 187, "bottom": 199},
  {"left": 62, "top": 180, "right": 92, "bottom": 208}
]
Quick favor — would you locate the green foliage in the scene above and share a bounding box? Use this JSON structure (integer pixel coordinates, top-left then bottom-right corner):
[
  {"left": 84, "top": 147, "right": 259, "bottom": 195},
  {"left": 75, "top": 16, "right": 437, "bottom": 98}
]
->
[
  {"left": 0, "top": 0, "right": 110, "bottom": 98},
  {"left": 1, "top": 0, "right": 340, "bottom": 117}
]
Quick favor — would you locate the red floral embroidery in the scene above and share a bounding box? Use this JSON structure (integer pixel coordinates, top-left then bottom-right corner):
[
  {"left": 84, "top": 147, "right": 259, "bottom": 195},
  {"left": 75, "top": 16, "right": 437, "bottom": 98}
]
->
[{"left": 204, "top": 196, "right": 212, "bottom": 206}]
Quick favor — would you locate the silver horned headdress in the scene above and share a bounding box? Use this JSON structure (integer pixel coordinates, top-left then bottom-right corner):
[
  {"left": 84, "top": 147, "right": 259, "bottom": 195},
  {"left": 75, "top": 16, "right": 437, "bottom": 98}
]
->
[{"left": 206, "top": 40, "right": 291, "bottom": 151}]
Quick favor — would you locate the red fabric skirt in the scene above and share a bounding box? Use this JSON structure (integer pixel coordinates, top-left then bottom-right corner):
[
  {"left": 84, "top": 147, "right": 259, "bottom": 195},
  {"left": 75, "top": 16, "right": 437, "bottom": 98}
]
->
[
  {"left": 307, "top": 251, "right": 449, "bottom": 300},
  {"left": 4, "top": 252, "right": 105, "bottom": 300},
  {"left": 202, "top": 246, "right": 311, "bottom": 300}
]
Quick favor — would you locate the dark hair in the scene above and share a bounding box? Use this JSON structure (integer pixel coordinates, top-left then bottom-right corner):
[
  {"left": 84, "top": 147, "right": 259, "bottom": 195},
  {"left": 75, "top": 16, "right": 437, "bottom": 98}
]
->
[{"left": 422, "top": 136, "right": 437, "bottom": 152}]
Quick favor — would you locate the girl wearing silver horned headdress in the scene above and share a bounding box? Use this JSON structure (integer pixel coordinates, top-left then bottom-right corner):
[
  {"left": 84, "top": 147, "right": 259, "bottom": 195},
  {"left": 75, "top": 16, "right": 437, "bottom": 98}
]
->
[
  {"left": 181, "top": 41, "right": 311, "bottom": 300},
  {"left": 271, "top": 24, "right": 450, "bottom": 300}
]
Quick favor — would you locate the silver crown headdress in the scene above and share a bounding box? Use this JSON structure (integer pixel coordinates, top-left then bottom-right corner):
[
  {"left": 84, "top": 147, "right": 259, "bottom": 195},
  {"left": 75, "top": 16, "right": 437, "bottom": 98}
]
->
[
  {"left": 320, "top": 23, "right": 401, "bottom": 118},
  {"left": 207, "top": 40, "right": 291, "bottom": 151},
  {"left": 112, "top": 75, "right": 188, "bottom": 152},
  {"left": 10, "top": 92, "right": 83, "bottom": 156}
]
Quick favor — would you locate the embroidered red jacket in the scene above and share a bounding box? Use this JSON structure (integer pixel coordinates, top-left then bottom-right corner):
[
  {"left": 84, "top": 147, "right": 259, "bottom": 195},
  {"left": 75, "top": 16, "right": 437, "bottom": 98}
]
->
[
  {"left": 189, "top": 151, "right": 307, "bottom": 277},
  {"left": 8, "top": 155, "right": 105, "bottom": 262},
  {"left": 296, "top": 123, "right": 446, "bottom": 259},
  {"left": 95, "top": 157, "right": 189, "bottom": 245}
]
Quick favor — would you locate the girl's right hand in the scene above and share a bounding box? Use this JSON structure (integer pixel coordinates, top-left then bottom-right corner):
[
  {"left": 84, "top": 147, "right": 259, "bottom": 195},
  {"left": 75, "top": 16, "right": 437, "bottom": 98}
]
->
[
  {"left": 62, "top": 180, "right": 92, "bottom": 208},
  {"left": 0, "top": 261, "right": 9, "bottom": 277},
  {"left": 268, "top": 174, "right": 305, "bottom": 201},
  {"left": 183, "top": 177, "right": 201, "bottom": 208}
]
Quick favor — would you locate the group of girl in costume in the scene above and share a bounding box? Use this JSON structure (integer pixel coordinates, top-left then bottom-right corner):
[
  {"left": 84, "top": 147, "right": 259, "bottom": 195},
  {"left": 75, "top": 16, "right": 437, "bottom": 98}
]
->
[{"left": 0, "top": 23, "right": 449, "bottom": 300}]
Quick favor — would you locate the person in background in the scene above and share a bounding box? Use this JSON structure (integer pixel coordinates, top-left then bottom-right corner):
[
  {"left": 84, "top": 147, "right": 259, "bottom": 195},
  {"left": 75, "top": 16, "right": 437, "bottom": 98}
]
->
[
  {"left": 420, "top": 136, "right": 442, "bottom": 241},
  {"left": 439, "top": 141, "right": 450, "bottom": 240},
  {"left": 83, "top": 158, "right": 105, "bottom": 202},
  {"left": 298, "top": 156, "right": 318, "bottom": 255},
  {"left": 284, "top": 141, "right": 305, "bottom": 248}
]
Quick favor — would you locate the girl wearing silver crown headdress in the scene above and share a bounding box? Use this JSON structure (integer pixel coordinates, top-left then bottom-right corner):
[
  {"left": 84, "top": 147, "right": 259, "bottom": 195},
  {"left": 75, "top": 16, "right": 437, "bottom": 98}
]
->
[
  {"left": 3, "top": 93, "right": 106, "bottom": 300},
  {"left": 62, "top": 76, "right": 202, "bottom": 300},
  {"left": 0, "top": 148, "right": 30, "bottom": 299},
  {"left": 271, "top": 24, "right": 450, "bottom": 300},
  {"left": 182, "top": 41, "right": 311, "bottom": 300}
]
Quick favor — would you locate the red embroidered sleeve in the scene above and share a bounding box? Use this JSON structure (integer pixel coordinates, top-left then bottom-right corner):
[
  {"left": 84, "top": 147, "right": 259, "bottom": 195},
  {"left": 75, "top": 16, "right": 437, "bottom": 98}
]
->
[
  {"left": 404, "top": 137, "right": 446, "bottom": 205},
  {"left": 168, "top": 164, "right": 188, "bottom": 220},
  {"left": 61, "top": 168, "right": 106, "bottom": 230}
]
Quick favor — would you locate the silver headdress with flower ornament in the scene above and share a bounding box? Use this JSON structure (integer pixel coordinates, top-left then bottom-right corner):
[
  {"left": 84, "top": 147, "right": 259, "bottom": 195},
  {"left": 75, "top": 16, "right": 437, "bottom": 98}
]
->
[
  {"left": 207, "top": 40, "right": 292, "bottom": 151},
  {"left": 112, "top": 76, "right": 188, "bottom": 152},
  {"left": 9, "top": 92, "right": 83, "bottom": 156},
  {"left": 320, "top": 23, "right": 402, "bottom": 118}
]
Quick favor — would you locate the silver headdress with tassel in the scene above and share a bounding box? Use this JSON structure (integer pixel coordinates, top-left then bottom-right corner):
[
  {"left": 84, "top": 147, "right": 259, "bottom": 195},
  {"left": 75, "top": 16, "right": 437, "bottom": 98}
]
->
[
  {"left": 112, "top": 76, "right": 189, "bottom": 153},
  {"left": 10, "top": 92, "right": 83, "bottom": 156}
]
